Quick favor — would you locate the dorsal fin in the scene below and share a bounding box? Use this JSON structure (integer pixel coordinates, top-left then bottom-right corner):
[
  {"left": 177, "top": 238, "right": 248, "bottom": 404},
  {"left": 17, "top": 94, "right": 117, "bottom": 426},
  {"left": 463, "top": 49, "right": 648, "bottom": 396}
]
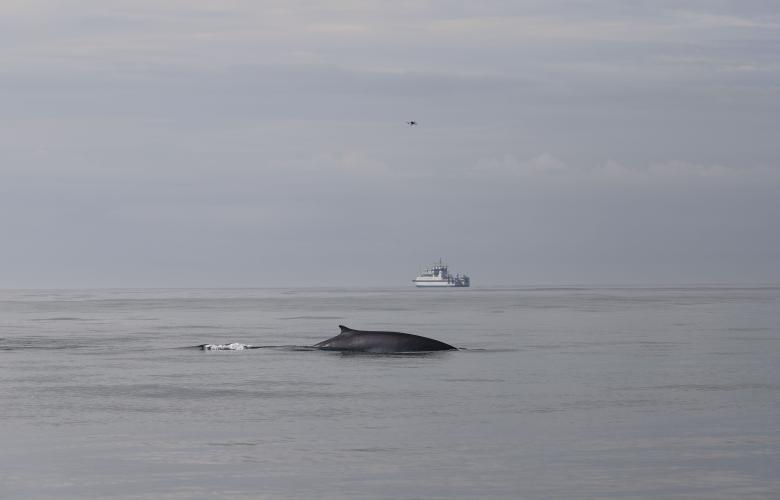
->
[{"left": 339, "top": 325, "right": 354, "bottom": 333}]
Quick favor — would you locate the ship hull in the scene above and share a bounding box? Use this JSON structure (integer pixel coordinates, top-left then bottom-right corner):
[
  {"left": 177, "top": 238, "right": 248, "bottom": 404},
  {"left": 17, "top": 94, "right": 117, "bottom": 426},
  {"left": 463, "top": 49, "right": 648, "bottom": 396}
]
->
[{"left": 413, "top": 280, "right": 465, "bottom": 287}]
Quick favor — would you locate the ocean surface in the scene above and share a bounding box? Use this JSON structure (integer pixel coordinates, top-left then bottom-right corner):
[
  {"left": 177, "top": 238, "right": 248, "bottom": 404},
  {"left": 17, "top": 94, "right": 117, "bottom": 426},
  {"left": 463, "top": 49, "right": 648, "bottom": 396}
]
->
[{"left": 1, "top": 287, "right": 779, "bottom": 499}]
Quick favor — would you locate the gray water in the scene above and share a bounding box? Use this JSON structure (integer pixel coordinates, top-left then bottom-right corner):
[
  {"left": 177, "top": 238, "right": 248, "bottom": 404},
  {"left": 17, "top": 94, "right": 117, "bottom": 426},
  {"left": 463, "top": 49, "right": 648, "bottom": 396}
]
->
[{"left": 1, "top": 287, "right": 779, "bottom": 499}]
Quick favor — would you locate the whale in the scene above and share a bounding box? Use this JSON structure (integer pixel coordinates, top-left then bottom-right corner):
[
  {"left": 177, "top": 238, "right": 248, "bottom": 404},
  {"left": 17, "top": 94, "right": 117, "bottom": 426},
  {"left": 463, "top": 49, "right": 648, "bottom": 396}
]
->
[{"left": 313, "top": 325, "right": 456, "bottom": 353}]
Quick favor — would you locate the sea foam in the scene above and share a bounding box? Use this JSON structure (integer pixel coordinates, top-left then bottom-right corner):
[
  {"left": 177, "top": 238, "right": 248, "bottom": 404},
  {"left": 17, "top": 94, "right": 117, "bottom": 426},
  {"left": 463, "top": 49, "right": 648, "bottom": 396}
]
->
[{"left": 201, "top": 343, "right": 251, "bottom": 350}]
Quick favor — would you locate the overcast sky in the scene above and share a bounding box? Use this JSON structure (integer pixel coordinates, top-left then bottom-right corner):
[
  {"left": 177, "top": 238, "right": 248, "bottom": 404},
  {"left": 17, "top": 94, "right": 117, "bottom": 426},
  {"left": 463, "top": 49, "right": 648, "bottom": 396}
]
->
[{"left": 1, "top": 0, "right": 779, "bottom": 287}]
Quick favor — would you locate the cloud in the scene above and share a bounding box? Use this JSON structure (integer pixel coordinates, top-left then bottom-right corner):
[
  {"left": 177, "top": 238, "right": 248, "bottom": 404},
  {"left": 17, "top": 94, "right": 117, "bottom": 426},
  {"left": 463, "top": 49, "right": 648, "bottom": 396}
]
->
[
  {"left": 312, "top": 149, "right": 389, "bottom": 176},
  {"left": 598, "top": 160, "right": 780, "bottom": 186},
  {"left": 472, "top": 154, "right": 780, "bottom": 188},
  {"left": 473, "top": 153, "right": 571, "bottom": 177},
  {"left": 1, "top": 1, "right": 779, "bottom": 285}
]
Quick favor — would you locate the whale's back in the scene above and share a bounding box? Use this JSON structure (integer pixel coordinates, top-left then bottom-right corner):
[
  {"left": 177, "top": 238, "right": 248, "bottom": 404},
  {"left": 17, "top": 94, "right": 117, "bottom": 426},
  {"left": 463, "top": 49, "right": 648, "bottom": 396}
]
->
[{"left": 314, "top": 325, "right": 455, "bottom": 353}]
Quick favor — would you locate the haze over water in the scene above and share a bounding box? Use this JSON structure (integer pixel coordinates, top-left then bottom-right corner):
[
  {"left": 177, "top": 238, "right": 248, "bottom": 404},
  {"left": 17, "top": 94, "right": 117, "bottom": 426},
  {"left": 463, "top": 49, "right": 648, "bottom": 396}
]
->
[{"left": 1, "top": 286, "right": 779, "bottom": 499}]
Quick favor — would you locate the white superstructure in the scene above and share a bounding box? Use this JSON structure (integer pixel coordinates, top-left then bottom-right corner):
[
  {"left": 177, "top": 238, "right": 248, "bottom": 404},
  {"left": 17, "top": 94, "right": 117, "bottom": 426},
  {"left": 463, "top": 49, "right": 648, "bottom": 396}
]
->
[{"left": 413, "top": 260, "right": 470, "bottom": 287}]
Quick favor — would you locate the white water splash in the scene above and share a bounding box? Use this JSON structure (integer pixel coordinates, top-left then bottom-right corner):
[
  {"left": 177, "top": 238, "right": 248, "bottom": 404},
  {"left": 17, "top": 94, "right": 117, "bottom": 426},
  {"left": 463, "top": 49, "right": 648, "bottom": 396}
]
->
[{"left": 202, "top": 343, "right": 251, "bottom": 350}]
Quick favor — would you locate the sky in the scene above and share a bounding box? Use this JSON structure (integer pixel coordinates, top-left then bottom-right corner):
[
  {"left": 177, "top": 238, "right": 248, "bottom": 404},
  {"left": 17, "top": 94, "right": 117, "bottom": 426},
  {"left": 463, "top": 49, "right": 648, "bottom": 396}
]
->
[{"left": 1, "top": 0, "right": 779, "bottom": 287}]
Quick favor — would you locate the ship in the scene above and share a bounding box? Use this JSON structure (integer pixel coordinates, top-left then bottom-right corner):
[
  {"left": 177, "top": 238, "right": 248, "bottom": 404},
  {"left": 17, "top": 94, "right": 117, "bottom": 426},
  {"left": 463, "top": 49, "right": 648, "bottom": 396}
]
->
[{"left": 413, "top": 260, "right": 470, "bottom": 287}]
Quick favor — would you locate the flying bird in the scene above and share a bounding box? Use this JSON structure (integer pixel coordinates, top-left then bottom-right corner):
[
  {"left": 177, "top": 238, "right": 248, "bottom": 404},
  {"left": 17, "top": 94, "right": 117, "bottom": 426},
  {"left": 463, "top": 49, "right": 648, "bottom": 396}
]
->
[{"left": 406, "top": 120, "right": 417, "bottom": 126}]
